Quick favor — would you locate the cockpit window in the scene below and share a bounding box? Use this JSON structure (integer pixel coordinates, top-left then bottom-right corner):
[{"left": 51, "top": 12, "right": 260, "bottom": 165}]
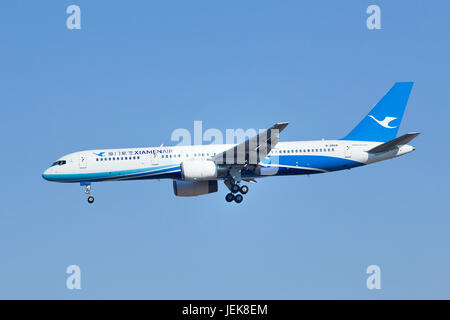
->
[{"left": 51, "top": 160, "right": 67, "bottom": 167}]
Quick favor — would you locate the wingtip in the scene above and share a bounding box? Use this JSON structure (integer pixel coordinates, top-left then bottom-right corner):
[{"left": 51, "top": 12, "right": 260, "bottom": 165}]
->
[{"left": 274, "top": 121, "right": 289, "bottom": 126}]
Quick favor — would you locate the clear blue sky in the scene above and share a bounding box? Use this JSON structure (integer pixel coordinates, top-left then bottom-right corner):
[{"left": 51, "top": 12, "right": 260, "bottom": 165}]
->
[{"left": 0, "top": 0, "right": 449, "bottom": 299}]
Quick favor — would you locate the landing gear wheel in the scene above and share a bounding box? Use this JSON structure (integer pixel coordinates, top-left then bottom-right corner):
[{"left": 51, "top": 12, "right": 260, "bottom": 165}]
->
[
  {"left": 87, "top": 196, "right": 94, "bottom": 204},
  {"left": 231, "top": 184, "right": 240, "bottom": 194},
  {"left": 225, "top": 193, "right": 235, "bottom": 202},
  {"left": 239, "top": 185, "right": 249, "bottom": 194},
  {"left": 234, "top": 194, "right": 243, "bottom": 203}
]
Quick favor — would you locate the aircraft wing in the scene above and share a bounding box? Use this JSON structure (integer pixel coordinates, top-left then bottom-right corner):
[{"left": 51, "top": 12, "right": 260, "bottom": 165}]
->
[
  {"left": 213, "top": 122, "right": 289, "bottom": 166},
  {"left": 367, "top": 132, "right": 420, "bottom": 154}
]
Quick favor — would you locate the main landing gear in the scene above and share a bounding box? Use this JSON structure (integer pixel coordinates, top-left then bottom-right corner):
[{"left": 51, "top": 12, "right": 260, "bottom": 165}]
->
[
  {"left": 224, "top": 170, "right": 248, "bottom": 203},
  {"left": 81, "top": 181, "right": 94, "bottom": 204},
  {"left": 225, "top": 184, "right": 248, "bottom": 203}
]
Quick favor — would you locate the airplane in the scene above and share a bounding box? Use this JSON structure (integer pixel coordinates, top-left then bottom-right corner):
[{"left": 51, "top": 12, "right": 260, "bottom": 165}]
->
[{"left": 42, "top": 82, "right": 419, "bottom": 204}]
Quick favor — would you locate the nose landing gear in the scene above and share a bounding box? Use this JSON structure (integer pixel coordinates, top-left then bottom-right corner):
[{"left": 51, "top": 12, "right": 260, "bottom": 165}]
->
[{"left": 81, "top": 181, "right": 94, "bottom": 204}]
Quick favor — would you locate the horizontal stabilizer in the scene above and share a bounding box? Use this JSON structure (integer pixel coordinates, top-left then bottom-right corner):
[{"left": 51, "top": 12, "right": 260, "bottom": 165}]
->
[{"left": 368, "top": 132, "right": 420, "bottom": 154}]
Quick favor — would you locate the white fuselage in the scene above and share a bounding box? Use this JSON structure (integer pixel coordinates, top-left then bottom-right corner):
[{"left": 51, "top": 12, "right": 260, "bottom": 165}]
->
[{"left": 42, "top": 140, "right": 415, "bottom": 183}]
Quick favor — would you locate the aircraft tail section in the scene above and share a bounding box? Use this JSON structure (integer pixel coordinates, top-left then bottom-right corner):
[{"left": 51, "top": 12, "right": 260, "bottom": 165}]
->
[{"left": 341, "top": 82, "right": 414, "bottom": 142}]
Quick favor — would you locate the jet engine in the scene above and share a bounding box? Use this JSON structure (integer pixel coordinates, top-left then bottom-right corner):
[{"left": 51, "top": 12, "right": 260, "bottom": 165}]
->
[
  {"left": 181, "top": 160, "right": 224, "bottom": 181},
  {"left": 173, "top": 180, "right": 218, "bottom": 197}
]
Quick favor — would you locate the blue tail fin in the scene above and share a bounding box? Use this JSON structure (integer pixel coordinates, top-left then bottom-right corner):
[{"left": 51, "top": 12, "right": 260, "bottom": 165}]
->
[{"left": 341, "top": 82, "right": 414, "bottom": 142}]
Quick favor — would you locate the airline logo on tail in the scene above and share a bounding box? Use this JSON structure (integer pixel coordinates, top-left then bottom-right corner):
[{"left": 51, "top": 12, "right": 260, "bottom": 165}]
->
[{"left": 368, "top": 115, "right": 398, "bottom": 129}]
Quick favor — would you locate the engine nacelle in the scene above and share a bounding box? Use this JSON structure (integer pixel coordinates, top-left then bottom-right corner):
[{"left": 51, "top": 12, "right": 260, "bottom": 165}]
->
[
  {"left": 173, "top": 180, "right": 218, "bottom": 197},
  {"left": 181, "top": 160, "right": 218, "bottom": 181}
]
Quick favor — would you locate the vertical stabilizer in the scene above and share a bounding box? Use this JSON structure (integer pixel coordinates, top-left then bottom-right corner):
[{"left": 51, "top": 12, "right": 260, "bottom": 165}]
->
[{"left": 341, "top": 82, "right": 413, "bottom": 142}]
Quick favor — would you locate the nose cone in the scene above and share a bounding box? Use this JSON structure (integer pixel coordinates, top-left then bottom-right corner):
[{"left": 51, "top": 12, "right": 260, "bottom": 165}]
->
[
  {"left": 42, "top": 168, "right": 55, "bottom": 181},
  {"left": 42, "top": 168, "right": 50, "bottom": 181}
]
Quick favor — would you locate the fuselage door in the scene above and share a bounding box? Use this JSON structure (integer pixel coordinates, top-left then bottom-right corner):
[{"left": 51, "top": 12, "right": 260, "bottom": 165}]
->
[
  {"left": 344, "top": 144, "right": 352, "bottom": 158},
  {"left": 79, "top": 155, "right": 87, "bottom": 169},
  {"left": 151, "top": 153, "right": 159, "bottom": 165}
]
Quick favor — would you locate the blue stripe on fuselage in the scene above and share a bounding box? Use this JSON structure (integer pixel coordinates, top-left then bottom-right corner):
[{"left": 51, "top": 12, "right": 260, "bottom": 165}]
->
[
  {"left": 42, "top": 164, "right": 181, "bottom": 182},
  {"left": 241, "top": 155, "right": 364, "bottom": 178},
  {"left": 271, "top": 155, "right": 364, "bottom": 172}
]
